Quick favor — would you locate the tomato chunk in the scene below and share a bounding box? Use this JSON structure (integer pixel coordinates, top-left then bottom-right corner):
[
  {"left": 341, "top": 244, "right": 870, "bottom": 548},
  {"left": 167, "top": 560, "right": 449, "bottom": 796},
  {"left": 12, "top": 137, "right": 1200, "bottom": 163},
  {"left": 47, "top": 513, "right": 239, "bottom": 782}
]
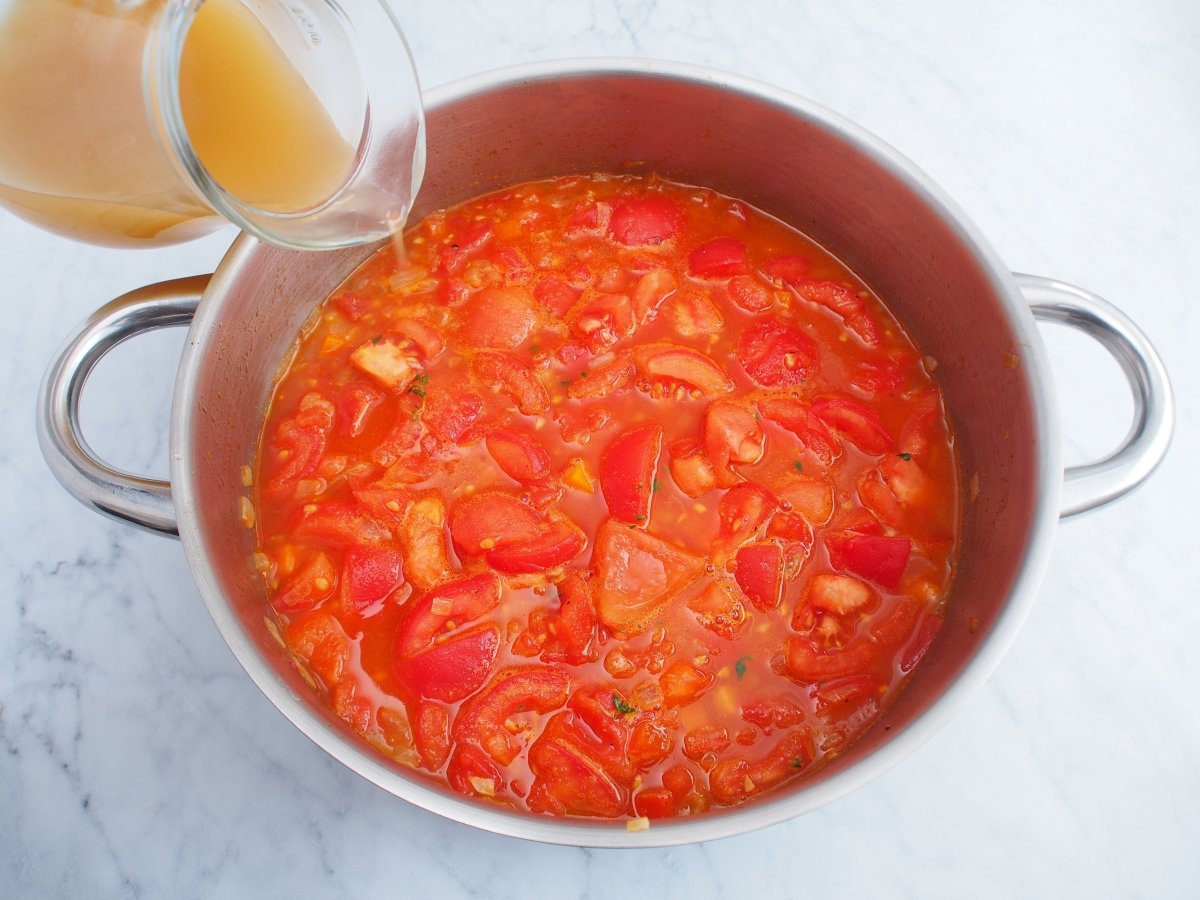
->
[
  {"left": 758, "top": 396, "right": 841, "bottom": 464},
  {"left": 738, "top": 316, "right": 819, "bottom": 387},
  {"left": 486, "top": 516, "right": 586, "bottom": 574},
  {"left": 394, "top": 572, "right": 502, "bottom": 656},
  {"left": 394, "top": 625, "right": 501, "bottom": 703},
  {"left": 599, "top": 423, "right": 663, "bottom": 525},
  {"left": 608, "top": 196, "right": 682, "bottom": 245},
  {"left": 449, "top": 491, "right": 543, "bottom": 556},
  {"left": 734, "top": 543, "right": 783, "bottom": 611},
  {"left": 668, "top": 438, "right": 717, "bottom": 498},
  {"left": 473, "top": 350, "right": 549, "bottom": 415},
  {"left": 341, "top": 546, "right": 405, "bottom": 613},
  {"left": 688, "top": 237, "right": 749, "bottom": 278},
  {"left": 718, "top": 482, "right": 779, "bottom": 545},
  {"left": 709, "top": 729, "right": 814, "bottom": 805},
  {"left": 273, "top": 550, "right": 337, "bottom": 612},
  {"left": 633, "top": 343, "right": 734, "bottom": 398},
  {"left": 454, "top": 668, "right": 572, "bottom": 765},
  {"left": 485, "top": 427, "right": 553, "bottom": 483},
  {"left": 705, "top": 400, "right": 765, "bottom": 486},
  {"left": 593, "top": 518, "right": 704, "bottom": 636},
  {"left": 825, "top": 532, "right": 912, "bottom": 589},
  {"left": 810, "top": 395, "right": 893, "bottom": 454},
  {"left": 786, "top": 597, "right": 922, "bottom": 683},
  {"left": 462, "top": 285, "right": 537, "bottom": 350},
  {"left": 422, "top": 381, "right": 485, "bottom": 445}
]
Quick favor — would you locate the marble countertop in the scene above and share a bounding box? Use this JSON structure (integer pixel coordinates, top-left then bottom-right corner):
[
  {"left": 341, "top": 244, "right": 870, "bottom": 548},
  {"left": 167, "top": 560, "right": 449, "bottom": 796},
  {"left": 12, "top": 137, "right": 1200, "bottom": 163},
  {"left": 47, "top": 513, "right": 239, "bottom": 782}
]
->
[{"left": 2, "top": 1, "right": 1197, "bottom": 897}]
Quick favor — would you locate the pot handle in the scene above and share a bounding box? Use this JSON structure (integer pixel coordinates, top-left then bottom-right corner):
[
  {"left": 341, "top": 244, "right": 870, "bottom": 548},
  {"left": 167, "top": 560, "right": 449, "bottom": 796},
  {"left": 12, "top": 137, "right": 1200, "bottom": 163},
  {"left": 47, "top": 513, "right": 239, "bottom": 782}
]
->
[
  {"left": 1017, "top": 273, "right": 1174, "bottom": 518},
  {"left": 37, "top": 276, "right": 211, "bottom": 538}
]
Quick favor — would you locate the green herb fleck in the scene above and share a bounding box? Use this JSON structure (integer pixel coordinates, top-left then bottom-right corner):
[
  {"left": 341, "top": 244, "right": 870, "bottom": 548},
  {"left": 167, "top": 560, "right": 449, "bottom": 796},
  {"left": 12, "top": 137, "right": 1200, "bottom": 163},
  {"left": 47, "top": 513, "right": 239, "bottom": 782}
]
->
[
  {"left": 370, "top": 334, "right": 382, "bottom": 344},
  {"left": 651, "top": 479, "right": 662, "bottom": 493},
  {"left": 530, "top": 344, "right": 540, "bottom": 354},
  {"left": 635, "top": 514, "right": 647, "bottom": 522},
  {"left": 792, "top": 461, "right": 804, "bottom": 472},
  {"left": 408, "top": 374, "right": 430, "bottom": 399},
  {"left": 790, "top": 756, "right": 805, "bottom": 769},
  {"left": 735, "top": 656, "right": 751, "bottom": 680},
  {"left": 579, "top": 369, "right": 589, "bottom": 378},
  {"left": 612, "top": 694, "right": 637, "bottom": 716},
  {"left": 899, "top": 452, "right": 912, "bottom": 460},
  {"left": 560, "top": 379, "right": 573, "bottom": 387}
]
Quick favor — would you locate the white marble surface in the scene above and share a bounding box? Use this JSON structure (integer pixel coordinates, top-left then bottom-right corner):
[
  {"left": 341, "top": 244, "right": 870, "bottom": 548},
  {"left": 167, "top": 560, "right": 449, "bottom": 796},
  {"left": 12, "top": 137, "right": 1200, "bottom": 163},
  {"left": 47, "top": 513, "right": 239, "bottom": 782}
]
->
[{"left": 2, "top": 1, "right": 1197, "bottom": 896}]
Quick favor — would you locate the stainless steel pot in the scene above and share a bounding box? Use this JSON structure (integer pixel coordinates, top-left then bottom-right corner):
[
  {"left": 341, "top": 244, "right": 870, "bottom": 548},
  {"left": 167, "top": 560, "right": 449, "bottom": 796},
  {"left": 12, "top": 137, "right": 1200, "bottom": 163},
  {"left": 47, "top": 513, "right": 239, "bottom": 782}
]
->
[{"left": 37, "top": 60, "right": 1173, "bottom": 846}]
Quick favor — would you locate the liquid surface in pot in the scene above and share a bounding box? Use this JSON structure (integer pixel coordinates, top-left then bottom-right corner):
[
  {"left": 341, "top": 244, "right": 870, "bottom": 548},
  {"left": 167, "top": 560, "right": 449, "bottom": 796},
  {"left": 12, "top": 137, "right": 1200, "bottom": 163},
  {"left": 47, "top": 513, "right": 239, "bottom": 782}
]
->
[{"left": 250, "top": 174, "right": 960, "bottom": 822}]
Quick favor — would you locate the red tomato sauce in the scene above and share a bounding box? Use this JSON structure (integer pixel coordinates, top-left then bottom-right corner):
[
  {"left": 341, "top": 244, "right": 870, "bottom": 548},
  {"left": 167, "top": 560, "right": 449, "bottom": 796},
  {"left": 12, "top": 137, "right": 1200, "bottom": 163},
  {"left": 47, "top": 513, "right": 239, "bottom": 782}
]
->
[{"left": 252, "top": 174, "right": 960, "bottom": 821}]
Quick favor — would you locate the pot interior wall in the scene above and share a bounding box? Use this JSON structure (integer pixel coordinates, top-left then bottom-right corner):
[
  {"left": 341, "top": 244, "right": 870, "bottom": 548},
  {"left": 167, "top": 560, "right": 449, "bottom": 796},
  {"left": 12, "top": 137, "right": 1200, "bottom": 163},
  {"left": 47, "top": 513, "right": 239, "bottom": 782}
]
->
[{"left": 181, "top": 68, "right": 1046, "bottom": 828}]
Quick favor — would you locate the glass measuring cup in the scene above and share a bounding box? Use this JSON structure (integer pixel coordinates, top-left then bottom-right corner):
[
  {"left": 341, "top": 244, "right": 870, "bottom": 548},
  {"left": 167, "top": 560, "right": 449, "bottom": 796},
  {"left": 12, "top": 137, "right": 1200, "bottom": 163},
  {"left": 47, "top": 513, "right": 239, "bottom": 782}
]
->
[{"left": 0, "top": 0, "right": 424, "bottom": 249}]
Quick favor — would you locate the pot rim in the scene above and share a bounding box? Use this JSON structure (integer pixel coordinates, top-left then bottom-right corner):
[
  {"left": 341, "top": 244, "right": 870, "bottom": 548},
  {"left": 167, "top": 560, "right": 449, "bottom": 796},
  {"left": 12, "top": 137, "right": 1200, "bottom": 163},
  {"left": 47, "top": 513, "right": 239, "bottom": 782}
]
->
[{"left": 171, "top": 57, "right": 1062, "bottom": 847}]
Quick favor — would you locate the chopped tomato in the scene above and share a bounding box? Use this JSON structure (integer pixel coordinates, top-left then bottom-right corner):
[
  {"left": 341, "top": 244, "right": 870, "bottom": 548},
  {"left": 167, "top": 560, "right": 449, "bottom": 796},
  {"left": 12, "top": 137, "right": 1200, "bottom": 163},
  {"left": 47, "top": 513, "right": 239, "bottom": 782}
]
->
[
  {"left": 683, "top": 724, "right": 732, "bottom": 761},
  {"left": 688, "top": 237, "right": 750, "bottom": 278},
  {"left": 758, "top": 396, "right": 841, "bottom": 464},
  {"left": 454, "top": 668, "right": 572, "bottom": 765},
  {"left": 789, "top": 278, "right": 881, "bottom": 345},
  {"left": 566, "top": 352, "right": 635, "bottom": 400},
  {"left": 667, "top": 290, "right": 724, "bottom": 337},
  {"left": 485, "top": 427, "right": 553, "bottom": 483},
  {"left": 422, "top": 382, "right": 485, "bottom": 444},
  {"left": 709, "top": 729, "right": 813, "bottom": 805},
  {"left": 449, "top": 491, "right": 542, "bottom": 557},
  {"left": 825, "top": 532, "right": 912, "bottom": 589},
  {"left": 668, "top": 438, "right": 717, "bottom": 497},
  {"left": 473, "top": 350, "right": 549, "bottom": 414},
  {"left": 486, "top": 516, "right": 586, "bottom": 574},
  {"left": 718, "top": 482, "right": 779, "bottom": 545},
  {"left": 738, "top": 316, "right": 819, "bottom": 387},
  {"left": 273, "top": 550, "right": 337, "bottom": 612},
  {"left": 632, "top": 268, "right": 677, "bottom": 320},
  {"left": 633, "top": 343, "right": 734, "bottom": 397},
  {"left": 727, "top": 274, "right": 773, "bottom": 312},
  {"left": 393, "top": 318, "right": 446, "bottom": 361},
  {"left": 686, "top": 580, "right": 748, "bottom": 640},
  {"left": 608, "top": 196, "right": 682, "bottom": 245},
  {"left": 633, "top": 787, "right": 676, "bottom": 819},
  {"left": 293, "top": 502, "right": 389, "bottom": 546},
  {"left": 412, "top": 700, "right": 451, "bottom": 770},
  {"left": 760, "top": 255, "right": 810, "bottom": 286},
  {"left": 734, "top": 543, "right": 783, "bottom": 611},
  {"left": 786, "top": 597, "right": 922, "bottom": 683},
  {"left": 462, "top": 285, "right": 537, "bottom": 350},
  {"left": 447, "top": 744, "right": 505, "bottom": 798},
  {"left": 741, "top": 695, "right": 807, "bottom": 732},
  {"left": 705, "top": 400, "right": 765, "bottom": 486},
  {"left": 341, "top": 546, "right": 404, "bottom": 613},
  {"left": 394, "top": 624, "right": 501, "bottom": 703},
  {"left": 534, "top": 275, "right": 577, "bottom": 317},
  {"left": 398, "top": 495, "right": 449, "bottom": 590},
  {"left": 810, "top": 395, "right": 893, "bottom": 454},
  {"left": 573, "top": 290, "right": 634, "bottom": 353},
  {"left": 436, "top": 218, "right": 493, "bottom": 275},
  {"left": 528, "top": 713, "right": 629, "bottom": 818},
  {"left": 593, "top": 519, "right": 704, "bottom": 636},
  {"left": 334, "top": 381, "right": 384, "bottom": 438},
  {"left": 659, "top": 660, "right": 714, "bottom": 708},
  {"left": 393, "top": 573, "right": 502, "bottom": 657},
  {"left": 285, "top": 612, "right": 350, "bottom": 687},
  {"left": 350, "top": 337, "right": 420, "bottom": 392},
  {"left": 599, "top": 423, "right": 663, "bottom": 525}
]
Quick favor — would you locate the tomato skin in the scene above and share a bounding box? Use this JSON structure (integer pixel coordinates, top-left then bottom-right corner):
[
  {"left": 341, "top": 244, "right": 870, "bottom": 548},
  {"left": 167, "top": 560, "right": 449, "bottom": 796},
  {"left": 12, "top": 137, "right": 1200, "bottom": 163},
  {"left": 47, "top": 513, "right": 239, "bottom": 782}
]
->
[
  {"left": 599, "top": 423, "right": 663, "bottom": 525},
  {"left": 760, "top": 254, "right": 811, "bottom": 286},
  {"left": 688, "top": 237, "right": 750, "bottom": 277},
  {"left": 334, "top": 381, "right": 384, "bottom": 438},
  {"left": 789, "top": 277, "right": 881, "bottom": 345},
  {"left": 608, "top": 196, "right": 682, "bottom": 245},
  {"left": 485, "top": 427, "right": 553, "bottom": 483},
  {"left": 727, "top": 274, "right": 773, "bottom": 312},
  {"left": 422, "top": 382, "right": 485, "bottom": 445},
  {"left": 825, "top": 532, "right": 912, "bottom": 589},
  {"left": 738, "top": 316, "right": 819, "bottom": 387},
  {"left": 733, "top": 543, "right": 783, "bottom": 611},
  {"left": 447, "top": 744, "right": 505, "bottom": 798},
  {"left": 741, "top": 696, "right": 807, "bottom": 732}
]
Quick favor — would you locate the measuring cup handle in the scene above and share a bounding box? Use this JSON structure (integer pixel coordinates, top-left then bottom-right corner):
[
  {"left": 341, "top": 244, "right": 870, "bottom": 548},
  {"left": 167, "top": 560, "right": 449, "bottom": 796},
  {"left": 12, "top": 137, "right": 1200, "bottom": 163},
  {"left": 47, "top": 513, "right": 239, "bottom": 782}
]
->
[
  {"left": 1016, "top": 273, "right": 1174, "bottom": 518},
  {"left": 37, "top": 276, "right": 211, "bottom": 537}
]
